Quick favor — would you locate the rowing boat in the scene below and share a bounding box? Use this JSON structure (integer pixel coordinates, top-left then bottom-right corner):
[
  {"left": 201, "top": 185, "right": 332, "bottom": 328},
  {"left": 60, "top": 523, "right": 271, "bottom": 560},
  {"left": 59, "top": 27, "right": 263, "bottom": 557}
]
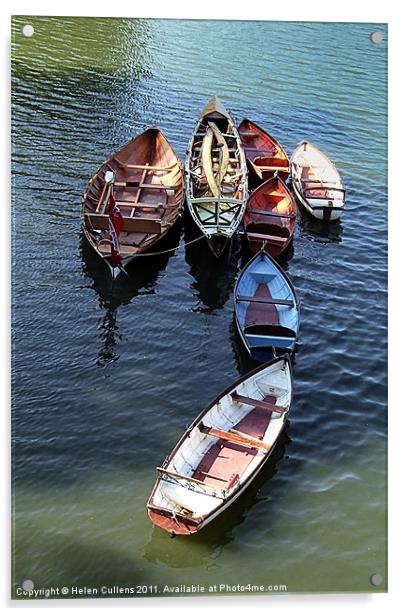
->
[
  {"left": 291, "top": 140, "right": 345, "bottom": 221},
  {"left": 185, "top": 96, "right": 248, "bottom": 257},
  {"left": 234, "top": 251, "right": 299, "bottom": 362},
  {"left": 238, "top": 118, "right": 290, "bottom": 184},
  {"left": 147, "top": 355, "right": 292, "bottom": 535},
  {"left": 81, "top": 128, "right": 184, "bottom": 277},
  {"left": 244, "top": 175, "right": 297, "bottom": 258}
]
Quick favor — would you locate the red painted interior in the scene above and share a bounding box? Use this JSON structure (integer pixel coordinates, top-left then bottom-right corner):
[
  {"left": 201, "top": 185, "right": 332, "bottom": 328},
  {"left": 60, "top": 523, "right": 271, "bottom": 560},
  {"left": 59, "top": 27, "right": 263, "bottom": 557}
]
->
[
  {"left": 149, "top": 393, "right": 278, "bottom": 535},
  {"left": 238, "top": 119, "right": 289, "bottom": 182},
  {"left": 244, "top": 176, "right": 296, "bottom": 257},
  {"left": 192, "top": 394, "right": 277, "bottom": 491},
  {"left": 245, "top": 282, "right": 279, "bottom": 328}
]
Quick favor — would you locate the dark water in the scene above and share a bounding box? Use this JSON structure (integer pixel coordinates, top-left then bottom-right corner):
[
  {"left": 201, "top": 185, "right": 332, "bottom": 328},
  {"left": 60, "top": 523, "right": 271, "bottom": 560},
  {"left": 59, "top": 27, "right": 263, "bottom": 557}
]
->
[{"left": 11, "top": 17, "right": 387, "bottom": 596}]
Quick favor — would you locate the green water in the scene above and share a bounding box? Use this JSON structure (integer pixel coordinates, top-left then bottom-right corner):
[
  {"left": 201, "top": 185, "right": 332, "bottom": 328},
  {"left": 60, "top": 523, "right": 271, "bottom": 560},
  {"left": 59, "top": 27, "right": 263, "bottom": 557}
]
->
[{"left": 11, "top": 16, "right": 387, "bottom": 598}]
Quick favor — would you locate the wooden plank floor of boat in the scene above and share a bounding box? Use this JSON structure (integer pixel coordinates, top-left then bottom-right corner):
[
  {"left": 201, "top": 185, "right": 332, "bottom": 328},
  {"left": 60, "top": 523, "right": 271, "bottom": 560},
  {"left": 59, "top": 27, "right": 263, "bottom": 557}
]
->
[
  {"left": 245, "top": 283, "right": 280, "bottom": 327},
  {"left": 192, "top": 394, "right": 277, "bottom": 489},
  {"left": 149, "top": 394, "right": 278, "bottom": 535}
]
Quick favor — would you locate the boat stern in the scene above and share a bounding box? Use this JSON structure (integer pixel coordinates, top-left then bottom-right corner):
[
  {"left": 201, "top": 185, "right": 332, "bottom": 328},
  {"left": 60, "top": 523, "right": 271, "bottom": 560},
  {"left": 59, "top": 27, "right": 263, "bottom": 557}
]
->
[
  {"left": 147, "top": 507, "right": 201, "bottom": 536},
  {"left": 207, "top": 233, "right": 232, "bottom": 258}
]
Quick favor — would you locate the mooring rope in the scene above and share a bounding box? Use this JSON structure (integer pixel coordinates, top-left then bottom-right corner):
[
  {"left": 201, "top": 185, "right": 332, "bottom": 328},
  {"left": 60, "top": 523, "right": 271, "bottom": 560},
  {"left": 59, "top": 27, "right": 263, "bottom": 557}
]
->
[{"left": 129, "top": 232, "right": 206, "bottom": 258}]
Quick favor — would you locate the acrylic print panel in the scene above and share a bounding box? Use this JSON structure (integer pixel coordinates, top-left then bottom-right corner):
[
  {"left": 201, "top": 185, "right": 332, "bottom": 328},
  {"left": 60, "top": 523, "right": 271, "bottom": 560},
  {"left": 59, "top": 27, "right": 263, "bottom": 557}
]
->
[{"left": 11, "top": 16, "right": 387, "bottom": 598}]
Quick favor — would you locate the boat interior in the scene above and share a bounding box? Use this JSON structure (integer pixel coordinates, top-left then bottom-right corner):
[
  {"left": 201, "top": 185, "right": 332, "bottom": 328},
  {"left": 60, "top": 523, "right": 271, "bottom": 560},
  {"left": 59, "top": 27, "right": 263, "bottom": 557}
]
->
[
  {"left": 245, "top": 183, "right": 295, "bottom": 252},
  {"left": 83, "top": 129, "right": 184, "bottom": 258},
  {"left": 151, "top": 359, "right": 290, "bottom": 521},
  {"left": 238, "top": 120, "right": 289, "bottom": 177},
  {"left": 188, "top": 113, "right": 246, "bottom": 234},
  {"left": 293, "top": 144, "right": 344, "bottom": 208},
  {"left": 236, "top": 255, "right": 298, "bottom": 352}
]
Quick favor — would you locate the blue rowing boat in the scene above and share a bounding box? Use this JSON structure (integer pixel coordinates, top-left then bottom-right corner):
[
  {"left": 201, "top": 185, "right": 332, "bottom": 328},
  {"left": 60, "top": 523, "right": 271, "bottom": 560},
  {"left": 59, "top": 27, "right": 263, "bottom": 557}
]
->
[{"left": 234, "top": 250, "right": 300, "bottom": 362}]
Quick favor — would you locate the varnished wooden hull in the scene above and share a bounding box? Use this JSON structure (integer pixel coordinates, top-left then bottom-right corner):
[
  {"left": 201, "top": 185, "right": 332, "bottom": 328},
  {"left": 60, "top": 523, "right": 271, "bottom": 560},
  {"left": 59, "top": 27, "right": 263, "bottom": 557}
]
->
[
  {"left": 185, "top": 96, "right": 248, "bottom": 257},
  {"left": 244, "top": 176, "right": 297, "bottom": 258},
  {"left": 238, "top": 118, "right": 290, "bottom": 185},
  {"left": 81, "top": 128, "right": 184, "bottom": 276}
]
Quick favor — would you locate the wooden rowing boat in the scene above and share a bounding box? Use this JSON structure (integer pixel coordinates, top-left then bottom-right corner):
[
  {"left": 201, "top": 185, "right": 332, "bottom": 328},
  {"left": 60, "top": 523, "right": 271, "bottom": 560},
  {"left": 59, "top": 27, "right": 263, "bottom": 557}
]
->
[
  {"left": 238, "top": 118, "right": 290, "bottom": 184},
  {"left": 81, "top": 128, "right": 184, "bottom": 277},
  {"left": 244, "top": 175, "right": 297, "bottom": 258},
  {"left": 185, "top": 96, "right": 248, "bottom": 257},
  {"left": 234, "top": 251, "right": 300, "bottom": 362},
  {"left": 291, "top": 140, "right": 345, "bottom": 221},
  {"left": 147, "top": 355, "right": 292, "bottom": 535}
]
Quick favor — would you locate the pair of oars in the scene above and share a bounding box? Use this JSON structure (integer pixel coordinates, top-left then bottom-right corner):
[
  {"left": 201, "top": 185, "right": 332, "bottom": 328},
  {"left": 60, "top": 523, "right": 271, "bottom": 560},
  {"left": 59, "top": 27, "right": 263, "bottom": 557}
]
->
[{"left": 201, "top": 121, "right": 230, "bottom": 197}]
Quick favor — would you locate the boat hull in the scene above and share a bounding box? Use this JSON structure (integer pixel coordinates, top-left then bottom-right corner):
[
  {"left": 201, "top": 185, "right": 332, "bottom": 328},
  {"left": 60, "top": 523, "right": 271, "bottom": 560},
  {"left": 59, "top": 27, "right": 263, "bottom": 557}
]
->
[
  {"left": 234, "top": 251, "right": 300, "bottom": 361},
  {"left": 81, "top": 128, "right": 184, "bottom": 276},
  {"left": 290, "top": 140, "right": 345, "bottom": 221},
  {"left": 244, "top": 176, "right": 297, "bottom": 258},
  {"left": 238, "top": 118, "right": 290, "bottom": 186},
  {"left": 147, "top": 356, "right": 293, "bottom": 535},
  {"left": 185, "top": 97, "right": 248, "bottom": 257}
]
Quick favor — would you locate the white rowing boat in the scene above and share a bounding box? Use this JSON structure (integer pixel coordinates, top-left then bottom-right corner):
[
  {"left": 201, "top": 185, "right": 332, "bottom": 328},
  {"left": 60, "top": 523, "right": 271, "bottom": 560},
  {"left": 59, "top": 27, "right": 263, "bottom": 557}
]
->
[
  {"left": 147, "top": 355, "right": 292, "bottom": 535},
  {"left": 291, "top": 140, "right": 345, "bottom": 221}
]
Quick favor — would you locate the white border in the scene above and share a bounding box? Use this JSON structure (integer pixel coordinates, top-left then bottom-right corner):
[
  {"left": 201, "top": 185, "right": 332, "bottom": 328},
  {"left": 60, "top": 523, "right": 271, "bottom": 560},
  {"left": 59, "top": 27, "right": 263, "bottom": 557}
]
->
[
  {"left": 1, "top": 0, "right": 394, "bottom": 22},
  {"left": 2, "top": 1, "right": 402, "bottom": 615}
]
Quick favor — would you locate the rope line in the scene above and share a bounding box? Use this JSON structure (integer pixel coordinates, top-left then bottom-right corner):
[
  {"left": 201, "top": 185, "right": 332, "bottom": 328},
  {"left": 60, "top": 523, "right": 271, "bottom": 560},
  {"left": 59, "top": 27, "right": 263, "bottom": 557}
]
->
[{"left": 128, "top": 233, "right": 206, "bottom": 258}]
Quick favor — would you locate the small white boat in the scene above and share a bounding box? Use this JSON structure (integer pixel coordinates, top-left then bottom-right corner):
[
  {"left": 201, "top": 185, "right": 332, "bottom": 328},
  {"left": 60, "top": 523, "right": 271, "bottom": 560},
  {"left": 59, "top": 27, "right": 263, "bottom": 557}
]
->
[
  {"left": 291, "top": 141, "right": 345, "bottom": 221},
  {"left": 147, "top": 355, "right": 292, "bottom": 535}
]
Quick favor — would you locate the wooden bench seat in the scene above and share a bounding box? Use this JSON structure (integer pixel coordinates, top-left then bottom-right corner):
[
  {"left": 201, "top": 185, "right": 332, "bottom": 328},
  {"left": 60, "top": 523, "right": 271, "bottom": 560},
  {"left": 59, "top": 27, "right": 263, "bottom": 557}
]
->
[
  {"left": 231, "top": 392, "right": 287, "bottom": 414},
  {"left": 246, "top": 232, "right": 287, "bottom": 244},
  {"left": 115, "top": 201, "right": 174, "bottom": 209},
  {"left": 255, "top": 165, "right": 289, "bottom": 171},
  {"left": 113, "top": 159, "right": 176, "bottom": 171},
  {"left": 135, "top": 183, "right": 179, "bottom": 191},
  {"left": 236, "top": 295, "right": 294, "bottom": 307},
  {"left": 246, "top": 208, "right": 296, "bottom": 219},
  {"left": 84, "top": 213, "right": 162, "bottom": 234},
  {"left": 301, "top": 178, "right": 340, "bottom": 185},
  {"left": 156, "top": 467, "right": 223, "bottom": 497},
  {"left": 304, "top": 186, "right": 345, "bottom": 194},
  {"left": 113, "top": 181, "right": 178, "bottom": 190},
  {"left": 198, "top": 423, "right": 270, "bottom": 450}
]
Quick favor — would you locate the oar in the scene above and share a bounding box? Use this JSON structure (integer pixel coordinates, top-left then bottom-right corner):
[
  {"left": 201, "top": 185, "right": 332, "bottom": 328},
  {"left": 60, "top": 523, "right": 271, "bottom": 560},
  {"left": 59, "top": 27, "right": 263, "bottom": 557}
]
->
[
  {"left": 208, "top": 121, "right": 229, "bottom": 187},
  {"left": 250, "top": 159, "right": 264, "bottom": 180},
  {"left": 201, "top": 127, "right": 219, "bottom": 196},
  {"left": 96, "top": 170, "right": 115, "bottom": 213}
]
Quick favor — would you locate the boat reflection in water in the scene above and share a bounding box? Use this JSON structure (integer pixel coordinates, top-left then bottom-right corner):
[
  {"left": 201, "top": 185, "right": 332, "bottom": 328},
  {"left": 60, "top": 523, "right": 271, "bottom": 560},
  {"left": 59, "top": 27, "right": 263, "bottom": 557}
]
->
[
  {"left": 297, "top": 207, "right": 343, "bottom": 244},
  {"left": 143, "top": 432, "right": 289, "bottom": 568},
  {"left": 184, "top": 219, "right": 242, "bottom": 312},
  {"left": 229, "top": 317, "right": 258, "bottom": 375},
  {"left": 80, "top": 222, "right": 181, "bottom": 365}
]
